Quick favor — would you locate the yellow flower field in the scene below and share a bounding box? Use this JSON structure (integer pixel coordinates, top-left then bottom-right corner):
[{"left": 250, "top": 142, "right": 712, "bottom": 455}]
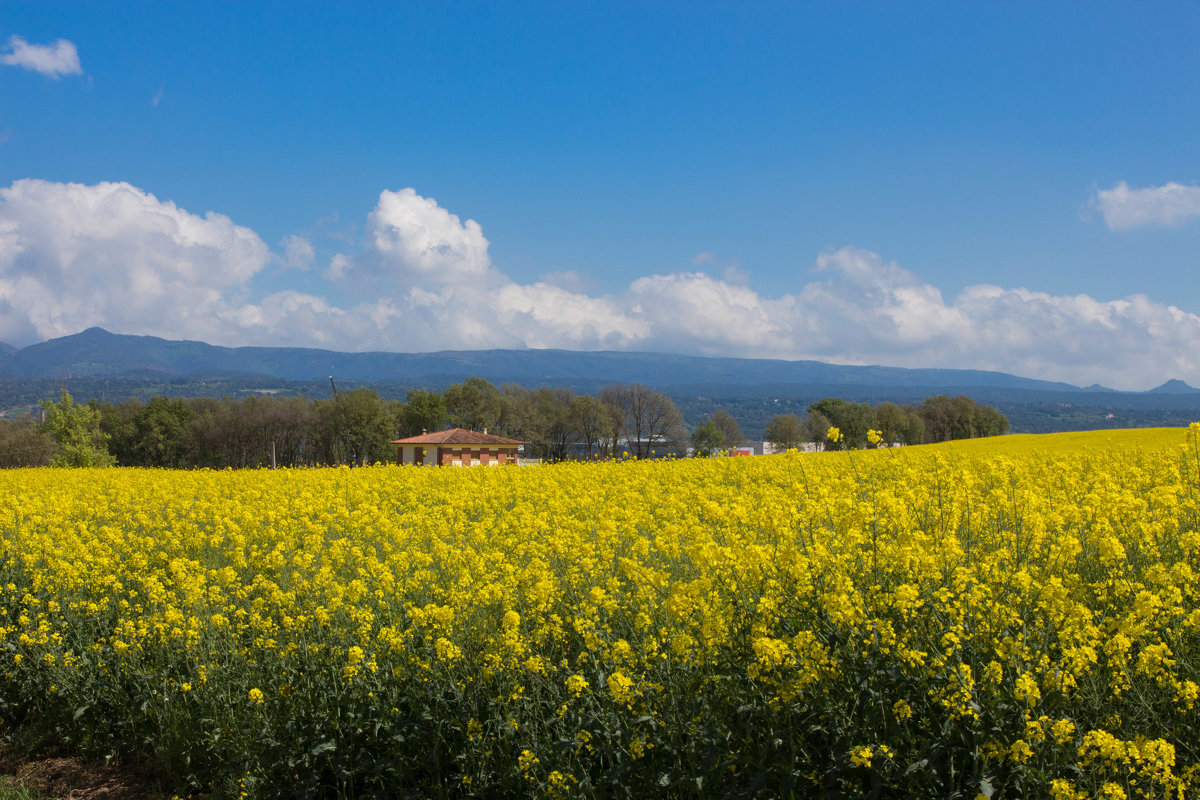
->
[{"left": 1, "top": 426, "right": 1198, "bottom": 798}]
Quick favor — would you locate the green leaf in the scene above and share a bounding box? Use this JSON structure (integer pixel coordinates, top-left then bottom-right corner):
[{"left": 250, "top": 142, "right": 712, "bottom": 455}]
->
[{"left": 310, "top": 740, "right": 337, "bottom": 756}]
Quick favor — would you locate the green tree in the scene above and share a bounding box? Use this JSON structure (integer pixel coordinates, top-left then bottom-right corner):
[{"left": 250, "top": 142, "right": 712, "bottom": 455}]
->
[
  {"left": 0, "top": 419, "right": 55, "bottom": 467},
  {"left": 568, "top": 394, "right": 613, "bottom": 458},
  {"left": 765, "top": 413, "right": 805, "bottom": 451},
  {"left": 809, "top": 397, "right": 872, "bottom": 449},
  {"left": 399, "top": 389, "right": 448, "bottom": 437},
  {"left": 872, "top": 402, "right": 908, "bottom": 447},
  {"left": 690, "top": 418, "right": 726, "bottom": 457},
  {"left": 804, "top": 410, "right": 832, "bottom": 449},
  {"left": 974, "top": 404, "right": 1010, "bottom": 437},
  {"left": 266, "top": 395, "right": 321, "bottom": 466},
  {"left": 130, "top": 396, "right": 194, "bottom": 467},
  {"left": 98, "top": 398, "right": 143, "bottom": 465},
  {"left": 445, "top": 376, "right": 502, "bottom": 432},
  {"left": 317, "top": 389, "right": 393, "bottom": 465},
  {"left": 526, "top": 386, "right": 575, "bottom": 461},
  {"left": 38, "top": 389, "right": 115, "bottom": 466},
  {"left": 917, "top": 394, "right": 1008, "bottom": 443},
  {"left": 899, "top": 406, "right": 926, "bottom": 446},
  {"left": 711, "top": 409, "right": 743, "bottom": 449}
]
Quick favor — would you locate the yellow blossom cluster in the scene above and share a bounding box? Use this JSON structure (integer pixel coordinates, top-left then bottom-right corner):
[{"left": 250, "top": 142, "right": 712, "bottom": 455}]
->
[{"left": 0, "top": 425, "right": 1196, "bottom": 797}]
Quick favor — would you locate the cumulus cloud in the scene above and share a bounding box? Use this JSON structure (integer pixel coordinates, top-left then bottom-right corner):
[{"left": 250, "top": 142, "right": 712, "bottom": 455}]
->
[
  {"left": 4, "top": 179, "right": 1200, "bottom": 389},
  {"left": 280, "top": 234, "right": 315, "bottom": 270},
  {"left": 1, "top": 35, "right": 82, "bottom": 79},
  {"left": 351, "top": 188, "right": 498, "bottom": 289},
  {"left": 0, "top": 179, "right": 268, "bottom": 344},
  {"left": 1095, "top": 181, "right": 1200, "bottom": 230}
]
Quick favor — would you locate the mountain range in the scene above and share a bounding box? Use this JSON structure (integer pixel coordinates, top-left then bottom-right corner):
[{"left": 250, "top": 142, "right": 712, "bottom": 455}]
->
[
  {"left": 1, "top": 327, "right": 1198, "bottom": 395},
  {"left": 0, "top": 326, "right": 1195, "bottom": 398}
]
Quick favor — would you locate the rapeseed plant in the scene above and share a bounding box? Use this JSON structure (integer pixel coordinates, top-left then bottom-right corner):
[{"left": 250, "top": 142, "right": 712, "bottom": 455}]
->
[{"left": 0, "top": 427, "right": 1195, "bottom": 797}]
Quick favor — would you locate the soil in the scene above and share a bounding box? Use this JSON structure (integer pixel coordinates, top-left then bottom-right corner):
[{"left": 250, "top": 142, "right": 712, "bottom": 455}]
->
[{"left": 1, "top": 754, "right": 165, "bottom": 800}]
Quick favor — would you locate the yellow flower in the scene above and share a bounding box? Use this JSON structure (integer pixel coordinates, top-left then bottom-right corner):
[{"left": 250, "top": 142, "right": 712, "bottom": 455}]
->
[
  {"left": 1008, "top": 739, "right": 1033, "bottom": 764},
  {"left": 850, "top": 745, "right": 873, "bottom": 768},
  {"left": 1050, "top": 718, "right": 1075, "bottom": 745},
  {"left": 607, "top": 670, "right": 637, "bottom": 707},
  {"left": 247, "top": 688, "right": 264, "bottom": 705},
  {"left": 518, "top": 749, "right": 539, "bottom": 777},
  {"left": 1013, "top": 672, "right": 1041, "bottom": 707},
  {"left": 565, "top": 674, "right": 589, "bottom": 697}
]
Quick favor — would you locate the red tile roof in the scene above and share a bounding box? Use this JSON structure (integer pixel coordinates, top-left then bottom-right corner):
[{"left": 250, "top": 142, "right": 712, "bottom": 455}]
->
[{"left": 390, "top": 427, "right": 524, "bottom": 446}]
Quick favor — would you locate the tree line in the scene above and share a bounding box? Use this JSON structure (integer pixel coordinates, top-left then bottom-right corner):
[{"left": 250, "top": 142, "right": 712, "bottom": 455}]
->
[
  {"left": 763, "top": 394, "right": 1009, "bottom": 451},
  {"left": 0, "top": 380, "right": 690, "bottom": 468},
  {"left": 0, "top": 383, "right": 1007, "bottom": 468}
]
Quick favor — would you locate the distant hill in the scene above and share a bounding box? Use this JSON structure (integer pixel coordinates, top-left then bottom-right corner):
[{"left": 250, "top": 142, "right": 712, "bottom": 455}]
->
[
  {"left": 1148, "top": 379, "right": 1200, "bottom": 394},
  {"left": 0, "top": 327, "right": 1101, "bottom": 393},
  {"left": 2, "top": 329, "right": 1199, "bottom": 437},
  {"left": 0, "top": 341, "right": 13, "bottom": 357}
]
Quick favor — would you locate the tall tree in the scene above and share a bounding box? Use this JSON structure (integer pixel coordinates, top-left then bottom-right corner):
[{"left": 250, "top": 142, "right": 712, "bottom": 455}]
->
[
  {"left": 625, "top": 384, "right": 685, "bottom": 458},
  {"left": 130, "top": 396, "right": 194, "bottom": 467},
  {"left": 399, "top": 389, "right": 448, "bottom": 437},
  {"left": 711, "top": 410, "right": 743, "bottom": 449},
  {"left": 871, "top": 402, "right": 908, "bottom": 447},
  {"left": 317, "top": 389, "right": 393, "bottom": 465},
  {"left": 974, "top": 404, "right": 1009, "bottom": 438},
  {"left": 598, "top": 384, "right": 633, "bottom": 457},
  {"left": 804, "top": 410, "right": 832, "bottom": 449},
  {"left": 98, "top": 398, "right": 143, "bottom": 465},
  {"left": 445, "top": 376, "right": 502, "bottom": 432},
  {"left": 257, "top": 395, "right": 319, "bottom": 467},
  {"left": 690, "top": 418, "right": 725, "bottom": 457},
  {"left": 0, "top": 419, "right": 55, "bottom": 467},
  {"left": 38, "top": 389, "right": 115, "bottom": 466},
  {"left": 809, "top": 398, "right": 872, "bottom": 449},
  {"left": 765, "top": 413, "right": 805, "bottom": 451},
  {"left": 569, "top": 394, "right": 612, "bottom": 458},
  {"left": 525, "top": 386, "right": 575, "bottom": 461}
]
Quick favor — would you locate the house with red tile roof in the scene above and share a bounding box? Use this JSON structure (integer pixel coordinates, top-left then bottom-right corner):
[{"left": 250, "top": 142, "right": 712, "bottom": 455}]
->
[{"left": 390, "top": 427, "right": 525, "bottom": 466}]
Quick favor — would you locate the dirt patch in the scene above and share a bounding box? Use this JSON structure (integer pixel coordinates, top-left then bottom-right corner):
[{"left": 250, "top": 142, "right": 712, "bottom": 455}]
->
[{"left": 3, "top": 755, "right": 164, "bottom": 800}]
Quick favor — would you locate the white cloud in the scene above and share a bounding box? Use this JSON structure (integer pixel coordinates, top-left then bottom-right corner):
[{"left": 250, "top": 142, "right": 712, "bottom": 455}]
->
[
  {"left": 0, "top": 179, "right": 268, "bottom": 344},
  {"left": 352, "top": 188, "right": 498, "bottom": 289},
  {"left": 4, "top": 179, "right": 1200, "bottom": 390},
  {"left": 1, "top": 35, "right": 82, "bottom": 79},
  {"left": 1095, "top": 181, "right": 1200, "bottom": 230},
  {"left": 280, "top": 234, "right": 315, "bottom": 270},
  {"left": 627, "top": 272, "right": 795, "bottom": 356},
  {"left": 325, "top": 253, "right": 350, "bottom": 281},
  {"left": 496, "top": 282, "right": 649, "bottom": 349}
]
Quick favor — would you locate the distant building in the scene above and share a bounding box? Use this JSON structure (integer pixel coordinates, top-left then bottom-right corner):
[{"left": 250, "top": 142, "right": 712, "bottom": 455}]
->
[{"left": 391, "top": 427, "right": 524, "bottom": 467}]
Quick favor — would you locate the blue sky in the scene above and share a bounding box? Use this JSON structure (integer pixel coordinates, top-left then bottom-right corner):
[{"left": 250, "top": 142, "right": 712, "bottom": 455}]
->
[{"left": 2, "top": 2, "right": 1199, "bottom": 389}]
